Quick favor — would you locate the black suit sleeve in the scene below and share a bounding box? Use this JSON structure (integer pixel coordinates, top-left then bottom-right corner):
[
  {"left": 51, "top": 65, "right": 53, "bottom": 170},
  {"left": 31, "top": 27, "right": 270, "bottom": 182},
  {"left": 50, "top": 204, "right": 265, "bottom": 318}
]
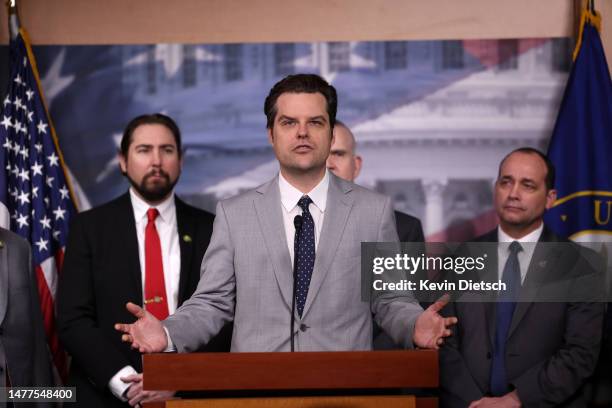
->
[
  {"left": 439, "top": 302, "right": 485, "bottom": 406},
  {"left": 395, "top": 211, "right": 424, "bottom": 242},
  {"left": 512, "top": 303, "right": 604, "bottom": 405},
  {"left": 57, "top": 215, "right": 134, "bottom": 390},
  {"left": 407, "top": 219, "right": 424, "bottom": 242},
  {"left": 512, "top": 249, "right": 605, "bottom": 405}
]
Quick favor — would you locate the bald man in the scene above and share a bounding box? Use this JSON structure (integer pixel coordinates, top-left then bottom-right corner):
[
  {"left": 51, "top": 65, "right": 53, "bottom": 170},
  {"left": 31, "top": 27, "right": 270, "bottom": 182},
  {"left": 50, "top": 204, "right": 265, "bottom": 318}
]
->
[{"left": 327, "top": 121, "right": 424, "bottom": 243}]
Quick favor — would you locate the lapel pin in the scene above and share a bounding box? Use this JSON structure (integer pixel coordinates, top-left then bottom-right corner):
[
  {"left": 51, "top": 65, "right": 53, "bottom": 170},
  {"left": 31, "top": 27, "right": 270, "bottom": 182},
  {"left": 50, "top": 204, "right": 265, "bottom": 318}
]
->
[
  {"left": 183, "top": 235, "right": 192, "bottom": 243},
  {"left": 538, "top": 260, "right": 547, "bottom": 268}
]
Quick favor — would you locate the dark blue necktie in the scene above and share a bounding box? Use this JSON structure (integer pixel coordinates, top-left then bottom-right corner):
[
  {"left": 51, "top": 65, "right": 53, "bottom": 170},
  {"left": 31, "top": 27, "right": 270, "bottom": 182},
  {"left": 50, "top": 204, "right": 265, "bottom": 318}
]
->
[
  {"left": 490, "top": 241, "right": 522, "bottom": 396},
  {"left": 295, "top": 195, "right": 315, "bottom": 317}
]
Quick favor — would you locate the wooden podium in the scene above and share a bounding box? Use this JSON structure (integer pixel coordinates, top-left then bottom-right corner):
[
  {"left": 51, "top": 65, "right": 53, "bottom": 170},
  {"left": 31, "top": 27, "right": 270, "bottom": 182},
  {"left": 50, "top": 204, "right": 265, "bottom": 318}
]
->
[{"left": 142, "top": 350, "right": 438, "bottom": 408}]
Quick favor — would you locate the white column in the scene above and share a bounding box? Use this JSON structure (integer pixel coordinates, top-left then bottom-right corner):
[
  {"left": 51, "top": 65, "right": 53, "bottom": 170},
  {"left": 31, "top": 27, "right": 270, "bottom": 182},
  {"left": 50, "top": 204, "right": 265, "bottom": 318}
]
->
[{"left": 422, "top": 178, "right": 448, "bottom": 236}]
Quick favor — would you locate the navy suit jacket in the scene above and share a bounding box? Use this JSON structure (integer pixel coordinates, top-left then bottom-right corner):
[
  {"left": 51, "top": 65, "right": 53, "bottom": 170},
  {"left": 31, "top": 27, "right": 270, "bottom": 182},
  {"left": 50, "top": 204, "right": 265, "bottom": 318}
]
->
[{"left": 440, "top": 226, "right": 605, "bottom": 407}]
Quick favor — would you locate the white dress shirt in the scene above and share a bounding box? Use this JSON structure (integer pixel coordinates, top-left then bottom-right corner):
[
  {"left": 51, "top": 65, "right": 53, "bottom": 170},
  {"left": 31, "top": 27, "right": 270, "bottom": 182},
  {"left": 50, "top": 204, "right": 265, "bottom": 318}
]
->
[
  {"left": 109, "top": 188, "right": 181, "bottom": 400},
  {"left": 279, "top": 170, "right": 329, "bottom": 263},
  {"left": 497, "top": 224, "right": 544, "bottom": 284}
]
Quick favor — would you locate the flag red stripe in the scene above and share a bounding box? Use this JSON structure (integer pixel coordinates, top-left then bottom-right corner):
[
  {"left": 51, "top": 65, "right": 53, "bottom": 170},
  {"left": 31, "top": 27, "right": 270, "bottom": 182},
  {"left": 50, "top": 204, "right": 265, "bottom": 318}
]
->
[{"left": 35, "top": 264, "right": 67, "bottom": 383}]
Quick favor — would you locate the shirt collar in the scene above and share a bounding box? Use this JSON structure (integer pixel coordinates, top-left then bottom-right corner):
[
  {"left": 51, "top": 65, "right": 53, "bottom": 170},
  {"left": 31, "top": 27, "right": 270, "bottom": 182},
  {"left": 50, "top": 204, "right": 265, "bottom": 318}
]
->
[
  {"left": 498, "top": 223, "right": 544, "bottom": 243},
  {"left": 278, "top": 170, "right": 329, "bottom": 214},
  {"left": 129, "top": 188, "right": 176, "bottom": 224}
]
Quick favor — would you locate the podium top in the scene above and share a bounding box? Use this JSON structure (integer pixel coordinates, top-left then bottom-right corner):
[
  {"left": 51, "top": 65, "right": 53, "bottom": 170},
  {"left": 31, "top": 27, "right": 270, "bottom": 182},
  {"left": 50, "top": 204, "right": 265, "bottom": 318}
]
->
[{"left": 143, "top": 350, "right": 438, "bottom": 391}]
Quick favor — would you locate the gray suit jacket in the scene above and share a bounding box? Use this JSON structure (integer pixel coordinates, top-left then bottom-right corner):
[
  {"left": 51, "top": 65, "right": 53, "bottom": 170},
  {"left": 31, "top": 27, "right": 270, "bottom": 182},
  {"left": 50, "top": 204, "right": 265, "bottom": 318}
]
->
[
  {"left": 165, "top": 173, "right": 422, "bottom": 352},
  {"left": 0, "top": 228, "right": 53, "bottom": 407}
]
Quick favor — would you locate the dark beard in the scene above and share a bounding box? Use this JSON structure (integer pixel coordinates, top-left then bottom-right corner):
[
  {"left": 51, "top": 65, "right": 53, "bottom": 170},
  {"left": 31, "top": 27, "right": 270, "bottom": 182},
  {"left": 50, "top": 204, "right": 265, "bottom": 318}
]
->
[{"left": 126, "top": 170, "right": 178, "bottom": 203}]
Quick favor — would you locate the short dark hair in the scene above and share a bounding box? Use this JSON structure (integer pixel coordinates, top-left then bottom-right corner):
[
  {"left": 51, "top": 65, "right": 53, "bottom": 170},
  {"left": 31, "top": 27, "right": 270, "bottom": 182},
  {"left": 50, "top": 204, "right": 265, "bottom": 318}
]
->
[
  {"left": 498, "top": 147, "right": 556, "bottom": 190},
  {"left": 120, "top": 113, "right": 182, "bottom": 157},
  {"left": 264, "top": 74, "right": 337, "bottom": 129}
]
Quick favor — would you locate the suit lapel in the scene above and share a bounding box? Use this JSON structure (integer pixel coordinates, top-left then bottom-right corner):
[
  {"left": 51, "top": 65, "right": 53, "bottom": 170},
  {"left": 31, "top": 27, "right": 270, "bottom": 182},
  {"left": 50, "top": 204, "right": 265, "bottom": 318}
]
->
[
  {"left": 302, "top": 175, "right": 353, "bottom": 317},
  {"left": 175, "top": 198, "right": 194, "bottom": 303},
  {"left": 253, "top": 178, "right": 294, "bottom": 309},
  {"left": 120, "top": 193, "right": 144, "bottom": 305},
  {"left": 0, "top": 238, "right": 8, "bottom": 325},
  {"left": 477, "top": 227, "right": 559, "bottom": 346},
  {"left": 507, "top": 231, "right": 558, "bottom": 338}
]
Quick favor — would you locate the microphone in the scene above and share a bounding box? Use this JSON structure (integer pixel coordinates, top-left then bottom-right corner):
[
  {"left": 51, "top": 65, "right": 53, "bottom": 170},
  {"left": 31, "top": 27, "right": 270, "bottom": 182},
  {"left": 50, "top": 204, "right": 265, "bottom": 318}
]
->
[
  {"left": 291, "top": 215, "right": 303, "bottom": 352},
  {"left": 293, "top": 215, "right": 303, "bottom": 231}
]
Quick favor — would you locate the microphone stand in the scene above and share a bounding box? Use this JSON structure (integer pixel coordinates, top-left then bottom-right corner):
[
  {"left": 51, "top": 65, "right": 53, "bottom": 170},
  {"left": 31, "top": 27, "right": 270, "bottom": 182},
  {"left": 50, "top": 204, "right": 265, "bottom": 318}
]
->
[{"left": 291, "top": 215, "right": 302, "bottom": 352}]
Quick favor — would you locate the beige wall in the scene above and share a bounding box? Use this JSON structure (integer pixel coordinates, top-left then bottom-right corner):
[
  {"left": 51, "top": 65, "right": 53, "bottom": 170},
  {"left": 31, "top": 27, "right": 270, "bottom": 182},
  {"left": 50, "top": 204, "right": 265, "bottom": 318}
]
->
[{"left": 1, "top": 0, "right": 610, "bottom": 72}]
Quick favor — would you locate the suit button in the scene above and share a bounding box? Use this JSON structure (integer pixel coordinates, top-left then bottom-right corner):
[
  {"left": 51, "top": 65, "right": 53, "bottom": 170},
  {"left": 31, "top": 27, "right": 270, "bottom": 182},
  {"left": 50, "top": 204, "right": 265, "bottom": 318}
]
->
[
  {"left": 300, "top": 324, "right": 309, "bottom": 332},
  {"left": 486, "top": 352, "right": 491, "bottom": 359}
]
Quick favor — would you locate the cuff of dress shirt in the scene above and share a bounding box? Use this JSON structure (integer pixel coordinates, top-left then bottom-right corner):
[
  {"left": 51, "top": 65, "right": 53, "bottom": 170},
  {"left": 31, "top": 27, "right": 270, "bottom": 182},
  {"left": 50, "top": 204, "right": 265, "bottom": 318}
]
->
[
  {"left": 163, "top": 326, "right": 177, "bottom": 352},
  {"left": 108, "top": 365, "right": 138, "bottom": 401}
]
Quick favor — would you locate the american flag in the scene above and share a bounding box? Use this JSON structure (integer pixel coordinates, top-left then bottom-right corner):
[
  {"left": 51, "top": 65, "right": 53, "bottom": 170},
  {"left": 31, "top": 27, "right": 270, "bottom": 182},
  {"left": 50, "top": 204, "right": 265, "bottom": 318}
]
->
[{"left": 0, "top": 28, "right": 77, "bottom": 382}]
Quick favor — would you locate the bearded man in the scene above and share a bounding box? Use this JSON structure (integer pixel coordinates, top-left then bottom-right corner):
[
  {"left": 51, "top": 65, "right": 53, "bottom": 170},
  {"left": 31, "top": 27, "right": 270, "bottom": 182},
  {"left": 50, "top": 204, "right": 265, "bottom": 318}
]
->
[{"left": 57, "top": 114, "right": 230, "bottom": 407}]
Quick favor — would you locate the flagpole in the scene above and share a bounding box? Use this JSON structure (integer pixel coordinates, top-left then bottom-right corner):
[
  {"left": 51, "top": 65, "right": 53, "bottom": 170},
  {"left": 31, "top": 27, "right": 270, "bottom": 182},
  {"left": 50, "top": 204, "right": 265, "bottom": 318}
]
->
[
  {"left": 6, "top": 0, "right": 19, "bottom": 41},
  {"left": 572, "top": 1, "right": 602, "bottom": 61},
  {"left": 6, "top": 0, "right": 82, "bottom": 213}
]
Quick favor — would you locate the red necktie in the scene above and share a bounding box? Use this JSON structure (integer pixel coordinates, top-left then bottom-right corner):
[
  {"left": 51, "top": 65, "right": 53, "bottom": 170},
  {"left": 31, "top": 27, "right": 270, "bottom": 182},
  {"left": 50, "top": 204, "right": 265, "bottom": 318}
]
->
[{"left": 144, "top": 208, "right": 169, "bottom": 320}]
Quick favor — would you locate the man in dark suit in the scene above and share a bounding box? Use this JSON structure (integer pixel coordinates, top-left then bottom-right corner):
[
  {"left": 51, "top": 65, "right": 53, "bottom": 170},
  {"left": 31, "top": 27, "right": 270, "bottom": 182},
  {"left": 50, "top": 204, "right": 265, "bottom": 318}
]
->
[
  {"left": 57, "top": 114, "right": 229, "bottom": 408},
  {"left": 440, "top": 147, "right": 605, "bottom": 407},
  {"left": 326, "top": 120, "right": 424, "bottom": 242},
  {"left": 0, "top": 227, "right": 54, "bottom": 407}
]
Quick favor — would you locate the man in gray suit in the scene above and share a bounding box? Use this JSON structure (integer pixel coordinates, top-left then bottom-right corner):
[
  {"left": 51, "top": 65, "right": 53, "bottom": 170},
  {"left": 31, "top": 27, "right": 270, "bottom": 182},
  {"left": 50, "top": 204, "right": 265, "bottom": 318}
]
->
[
  {"left": 0, "top": 227, "right": 53, "bottom": 404},
  {"left": 116, "top": 74, "right": 455, "bottom": 353}
]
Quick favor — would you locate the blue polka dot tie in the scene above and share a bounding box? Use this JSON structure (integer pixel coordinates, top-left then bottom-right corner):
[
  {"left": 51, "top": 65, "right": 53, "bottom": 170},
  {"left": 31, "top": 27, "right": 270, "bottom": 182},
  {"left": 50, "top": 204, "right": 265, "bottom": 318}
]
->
[{"left": 295, "top": 195, "right": 315, "bottom": 317}]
